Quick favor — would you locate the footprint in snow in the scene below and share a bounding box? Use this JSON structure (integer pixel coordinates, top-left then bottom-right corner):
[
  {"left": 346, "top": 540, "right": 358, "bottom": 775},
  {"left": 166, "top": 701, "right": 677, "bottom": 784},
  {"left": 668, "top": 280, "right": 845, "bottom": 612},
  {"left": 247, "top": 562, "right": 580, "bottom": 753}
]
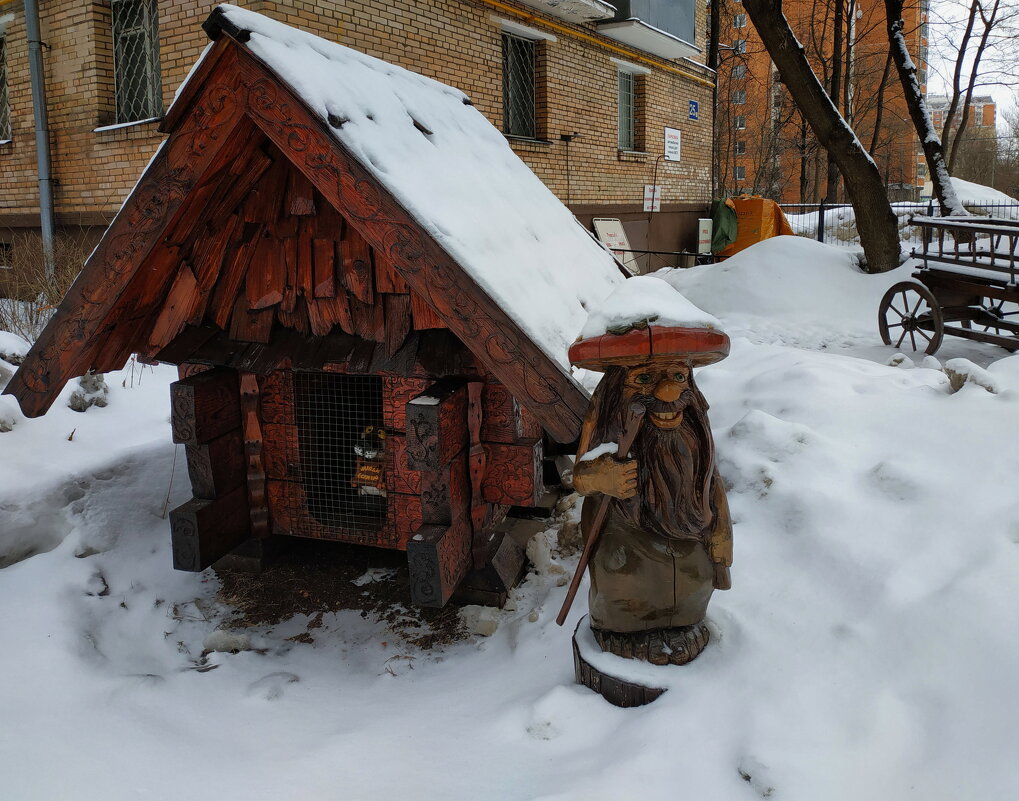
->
[{"left": 246, "top": 672, "right": 300, "bottom": 701}]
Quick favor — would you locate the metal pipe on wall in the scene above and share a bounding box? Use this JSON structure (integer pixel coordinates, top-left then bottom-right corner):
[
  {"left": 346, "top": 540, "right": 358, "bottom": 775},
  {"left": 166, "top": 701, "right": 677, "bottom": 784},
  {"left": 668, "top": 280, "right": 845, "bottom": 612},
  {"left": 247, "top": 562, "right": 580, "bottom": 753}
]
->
[{"left": 24, "top": 0, "right": 56, "bottom": 276}]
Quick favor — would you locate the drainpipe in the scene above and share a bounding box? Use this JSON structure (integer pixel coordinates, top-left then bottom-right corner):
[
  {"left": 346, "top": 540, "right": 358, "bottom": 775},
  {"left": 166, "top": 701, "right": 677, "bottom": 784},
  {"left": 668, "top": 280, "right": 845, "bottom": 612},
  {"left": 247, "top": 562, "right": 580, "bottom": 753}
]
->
[{"left": 24, "top": 0, "right": 55, "bottom": 276}]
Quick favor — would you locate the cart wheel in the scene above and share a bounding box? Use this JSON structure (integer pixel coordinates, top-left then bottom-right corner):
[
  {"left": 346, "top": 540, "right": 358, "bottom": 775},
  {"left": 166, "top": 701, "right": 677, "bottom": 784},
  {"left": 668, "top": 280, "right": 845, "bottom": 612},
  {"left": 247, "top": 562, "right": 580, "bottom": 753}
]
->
[
  {"left": 979, "top": 299, "right": 1019, "bottom": 352},
  {"left": 878, "top": 281, "right": 944, "bottom": 355}
]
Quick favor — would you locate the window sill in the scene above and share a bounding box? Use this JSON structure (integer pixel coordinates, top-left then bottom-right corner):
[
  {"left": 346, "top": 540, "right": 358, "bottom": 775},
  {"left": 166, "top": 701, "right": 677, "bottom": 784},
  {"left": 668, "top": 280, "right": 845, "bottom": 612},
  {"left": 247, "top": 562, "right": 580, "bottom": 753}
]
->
[
  {"left": 617, "top": 149, "right": 649, "bottom": 162},
  {"left": 505, "top": 134, "right": 553, "bottom": 148},
  {"left": 94, "top": 116, "right": 163, "bottom": 133},
  {"left": 0, "top": 139, "right": 11, "bottom": 147}
]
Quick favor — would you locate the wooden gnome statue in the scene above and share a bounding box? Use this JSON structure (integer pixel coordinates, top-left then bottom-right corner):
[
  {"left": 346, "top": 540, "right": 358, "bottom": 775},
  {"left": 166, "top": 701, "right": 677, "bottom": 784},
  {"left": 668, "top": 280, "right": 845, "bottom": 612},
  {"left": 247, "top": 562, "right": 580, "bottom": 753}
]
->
[{"left": 560, "top": 277, "right": 732, "bottom": 668}]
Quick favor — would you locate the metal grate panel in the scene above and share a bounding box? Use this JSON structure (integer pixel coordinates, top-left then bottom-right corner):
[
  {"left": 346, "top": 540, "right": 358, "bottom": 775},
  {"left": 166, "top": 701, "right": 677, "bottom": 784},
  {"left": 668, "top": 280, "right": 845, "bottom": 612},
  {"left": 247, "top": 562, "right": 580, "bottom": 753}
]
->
[
  {"left": 292, "top": 372, "right": 388, "bottom": 532},
  {"left": 617, "top": 70, "right": 635, "bottom": 150},
  {"left": 502, "top": 33, "right": 536, "bottom": 138},
  {"left": 112, "top": 0, "right": 162, "bottom": 124},
  {"left": 0, "top": 36, "right": 11, "bottom": 141}
]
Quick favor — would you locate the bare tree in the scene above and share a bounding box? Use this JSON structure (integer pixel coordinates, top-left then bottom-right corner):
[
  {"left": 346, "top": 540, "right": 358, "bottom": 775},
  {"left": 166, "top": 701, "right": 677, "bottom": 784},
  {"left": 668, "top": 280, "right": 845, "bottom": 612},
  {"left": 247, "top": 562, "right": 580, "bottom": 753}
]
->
[
  {"left": 932, "top": 0, "right": 1019, "bottom": 172},
  {"left": 885, "top": 0, "right": 966, "bottom": 215},
  {"left": 744, "top": 0, "right": 901, "bottom": 272}
]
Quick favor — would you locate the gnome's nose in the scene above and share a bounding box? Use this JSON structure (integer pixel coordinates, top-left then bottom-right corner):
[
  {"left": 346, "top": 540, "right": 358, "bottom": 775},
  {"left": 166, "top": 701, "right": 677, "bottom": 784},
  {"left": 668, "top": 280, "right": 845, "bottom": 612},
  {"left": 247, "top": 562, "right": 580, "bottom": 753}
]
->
[{"left": 654, "top": 379, "right": 683, "bottom": 403}]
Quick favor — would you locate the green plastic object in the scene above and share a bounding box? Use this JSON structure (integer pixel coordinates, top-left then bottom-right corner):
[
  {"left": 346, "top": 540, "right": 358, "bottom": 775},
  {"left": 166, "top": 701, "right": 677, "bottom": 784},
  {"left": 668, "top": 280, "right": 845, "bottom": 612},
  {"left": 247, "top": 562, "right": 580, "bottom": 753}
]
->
[{"left": 710, "top": 199, "right": 737, "bottom": 253}]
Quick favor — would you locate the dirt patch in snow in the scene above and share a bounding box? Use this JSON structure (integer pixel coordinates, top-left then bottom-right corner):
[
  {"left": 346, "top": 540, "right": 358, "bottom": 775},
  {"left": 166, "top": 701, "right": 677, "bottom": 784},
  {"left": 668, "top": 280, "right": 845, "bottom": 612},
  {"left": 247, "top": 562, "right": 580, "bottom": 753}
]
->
[{"left": 215, "top": 538, "right": 466, "bottom": 649}]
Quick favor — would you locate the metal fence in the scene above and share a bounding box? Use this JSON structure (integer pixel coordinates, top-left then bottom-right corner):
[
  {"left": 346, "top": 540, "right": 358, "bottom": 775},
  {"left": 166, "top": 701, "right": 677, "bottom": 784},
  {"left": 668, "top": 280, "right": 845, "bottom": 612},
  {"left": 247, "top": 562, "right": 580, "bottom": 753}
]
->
[{"left": 780, "top": 201, "right": 1019, "bottom": 248}]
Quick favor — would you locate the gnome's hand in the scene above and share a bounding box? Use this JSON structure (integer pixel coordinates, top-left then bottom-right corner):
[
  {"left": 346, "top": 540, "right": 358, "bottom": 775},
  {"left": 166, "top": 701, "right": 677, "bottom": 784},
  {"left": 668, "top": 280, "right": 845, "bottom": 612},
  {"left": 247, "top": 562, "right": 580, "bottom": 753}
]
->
[{"left": 573, "top": 454, "right": 638, "bottom": 500}]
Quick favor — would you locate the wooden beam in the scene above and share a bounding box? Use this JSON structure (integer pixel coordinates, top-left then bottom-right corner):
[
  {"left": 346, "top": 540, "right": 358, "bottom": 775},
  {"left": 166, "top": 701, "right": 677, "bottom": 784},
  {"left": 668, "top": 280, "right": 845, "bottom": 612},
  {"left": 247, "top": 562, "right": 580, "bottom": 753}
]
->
[
  {"left": 170, "top": 487, "right": 250, "bottom": 571},
  {"left": 185, "top": 427, "right": 245, "bottom": 499},
  {"left": 407, "top": 520, "right": 472, "bottom": 608},
  {"left": 170, "top": 367, "right": 241, "bottom": 446}
]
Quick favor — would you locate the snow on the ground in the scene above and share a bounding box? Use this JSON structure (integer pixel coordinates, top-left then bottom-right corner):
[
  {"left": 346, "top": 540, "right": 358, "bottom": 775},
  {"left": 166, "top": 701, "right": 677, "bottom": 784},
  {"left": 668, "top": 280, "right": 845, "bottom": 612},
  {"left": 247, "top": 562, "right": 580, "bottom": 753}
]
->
[
  {"left": 946, "top": 176, "right": 1016, "bottom": 205},
  {"left": 3, "top": 237, "right": 1019, "bottom": 799}
]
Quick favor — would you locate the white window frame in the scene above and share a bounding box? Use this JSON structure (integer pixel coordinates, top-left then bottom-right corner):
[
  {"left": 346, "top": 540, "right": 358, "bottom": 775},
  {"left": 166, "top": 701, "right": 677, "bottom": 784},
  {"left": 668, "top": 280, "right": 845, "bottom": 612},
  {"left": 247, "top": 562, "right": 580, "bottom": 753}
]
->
[
  {"left": 734, "top": 13, "right": 747, "bottom": 28},
  {"left": 611, "top": 59, "right": 650, "bottom": 152},
  {"left": 731, "top": 90, "right": 747, "bottom": 105},
  {"left": 734, "top": 165, "right": 746, "bottom": 181},
  {"left": 734, "top": 115, "right": 747, "bottom": 130}
]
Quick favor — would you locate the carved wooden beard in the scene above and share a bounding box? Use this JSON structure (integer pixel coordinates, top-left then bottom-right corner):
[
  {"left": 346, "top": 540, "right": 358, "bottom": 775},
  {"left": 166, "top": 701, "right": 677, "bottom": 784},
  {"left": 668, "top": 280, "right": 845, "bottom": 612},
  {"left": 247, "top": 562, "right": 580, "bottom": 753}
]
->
[{"left": 590, "top": 366, "right": 716, "bottom": 541}]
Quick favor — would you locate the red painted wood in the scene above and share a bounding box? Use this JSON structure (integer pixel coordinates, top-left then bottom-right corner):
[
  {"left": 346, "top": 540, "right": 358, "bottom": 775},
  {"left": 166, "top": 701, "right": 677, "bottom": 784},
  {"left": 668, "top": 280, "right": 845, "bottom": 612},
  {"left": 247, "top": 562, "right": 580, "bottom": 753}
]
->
[
  {"left": 383, "top": 376, "right": 429, "bottom": 430},
  {"left": 148, "top": 264, "right": 201, "bottom": 351},
  {"left": 340, "top": 223, "right": 374, "bottom": 304},
  {"left": 374, "top": 250, "right": 409, "bottom": 294},
  {"left": 405, "top": 379, "right": 467, "bottom": 472},
  {"left": 481, "top": 438, "right": 543, "bottom": 506},
  {"left": 287, "top": 168, "right": 316, "bottom": 216},
  {"left": 410, "top": 291, "right": 446, "bottom": 330},
  {"left": 246, "top": 232, "right": 284, "bottom": 310},
  {"left": 240, "top": 372, "right": 270, "bottom": 539},
  {"left": 350, "top": 297, "right": 386, "bottom": 343},
  {"left": 228, "top": 293, "right": 274, "bottom": 344},
  {"left": 312, "top": 238, "right": 336, "bottom": 298},
  {"left": 383, "top": 293, "right": 411, "bottom": 357}
]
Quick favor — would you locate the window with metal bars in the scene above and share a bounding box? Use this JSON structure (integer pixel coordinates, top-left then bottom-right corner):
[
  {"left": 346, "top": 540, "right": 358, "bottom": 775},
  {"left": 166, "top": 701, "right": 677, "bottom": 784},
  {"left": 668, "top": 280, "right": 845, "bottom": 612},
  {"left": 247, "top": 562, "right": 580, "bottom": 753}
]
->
[
  {"left": 0, "top": 35, "right": 11, "bottom": 142},
  {"left": 292, "top": 372, "right": 387, "bottom": 531},
  {"left": 502, "top": 33, "right": 536, "bottom": 138},
  {"left": 618, "top": 70, "right": 636, "bottom": 150},
  {"left": 112, "top": 0, "right": 162, "bottom": 124}
]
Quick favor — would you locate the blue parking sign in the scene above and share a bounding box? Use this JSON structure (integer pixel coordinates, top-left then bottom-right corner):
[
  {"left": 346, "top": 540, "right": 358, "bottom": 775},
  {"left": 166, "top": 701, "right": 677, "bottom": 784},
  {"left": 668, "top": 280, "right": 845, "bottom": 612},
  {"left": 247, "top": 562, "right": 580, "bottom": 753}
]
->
[{"left": 688, "top": 100, "right": 699, "bottom": 120}]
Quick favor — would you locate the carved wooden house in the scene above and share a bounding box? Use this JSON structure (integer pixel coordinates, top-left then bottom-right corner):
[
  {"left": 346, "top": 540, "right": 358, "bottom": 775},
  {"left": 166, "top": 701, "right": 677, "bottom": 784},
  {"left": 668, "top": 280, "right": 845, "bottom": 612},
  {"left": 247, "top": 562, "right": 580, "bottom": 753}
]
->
[{"left": 4, "top": 6, "right": 623, "bottom": 608}]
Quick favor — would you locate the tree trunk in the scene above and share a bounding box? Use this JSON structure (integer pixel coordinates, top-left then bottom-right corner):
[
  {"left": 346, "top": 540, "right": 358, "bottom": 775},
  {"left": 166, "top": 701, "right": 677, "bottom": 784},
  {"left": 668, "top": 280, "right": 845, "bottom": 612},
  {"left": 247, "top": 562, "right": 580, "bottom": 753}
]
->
[
  {"left": 745, "top": 0, "right": 900, "bottom": 273},
  {"left": 884, "top": 0, "right": 966, "bottom": 216}
]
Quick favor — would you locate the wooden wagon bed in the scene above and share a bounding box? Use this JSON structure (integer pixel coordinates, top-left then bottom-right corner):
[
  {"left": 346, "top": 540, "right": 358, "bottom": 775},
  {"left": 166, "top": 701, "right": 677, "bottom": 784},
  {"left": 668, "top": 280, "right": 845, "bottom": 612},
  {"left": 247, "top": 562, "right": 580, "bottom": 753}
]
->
[{"left": 878, "top": 215, "right": 1019, "bottom": 355}]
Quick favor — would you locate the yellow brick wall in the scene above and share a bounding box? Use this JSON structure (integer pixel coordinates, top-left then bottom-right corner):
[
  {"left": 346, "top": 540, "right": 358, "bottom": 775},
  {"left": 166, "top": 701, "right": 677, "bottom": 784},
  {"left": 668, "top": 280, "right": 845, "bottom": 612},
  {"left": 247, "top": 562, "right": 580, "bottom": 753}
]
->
[{"left": 0, "top": 0, "right": 713, "bottom": 226}]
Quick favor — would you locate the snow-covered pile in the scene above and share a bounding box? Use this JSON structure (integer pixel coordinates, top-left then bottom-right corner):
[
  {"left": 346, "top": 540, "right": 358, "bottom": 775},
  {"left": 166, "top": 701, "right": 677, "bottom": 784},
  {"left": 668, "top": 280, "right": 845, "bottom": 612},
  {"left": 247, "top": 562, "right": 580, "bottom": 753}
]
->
[
  {"left": 185, "top": 5, "right": 621, "bottom": 369},
  {"left": 660, "top": 236, "right": 914, "bottom": 351},
  {"left": 578, "top": 274, "right": 720, "bottom": 338},
  {"left": 3, "top": 230, "right": 1019, "bottom": 798},
  {"left": 945, "top": 176, "right": 1016, "bottom": 205}
]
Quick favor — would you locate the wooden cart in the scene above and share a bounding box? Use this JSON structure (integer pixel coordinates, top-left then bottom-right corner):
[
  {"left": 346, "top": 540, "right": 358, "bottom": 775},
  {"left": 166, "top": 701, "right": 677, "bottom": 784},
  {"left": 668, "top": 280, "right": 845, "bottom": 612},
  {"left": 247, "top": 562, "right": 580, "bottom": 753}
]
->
[{"left": 879, "top": 216, "right": 1019, "bottom": 355}]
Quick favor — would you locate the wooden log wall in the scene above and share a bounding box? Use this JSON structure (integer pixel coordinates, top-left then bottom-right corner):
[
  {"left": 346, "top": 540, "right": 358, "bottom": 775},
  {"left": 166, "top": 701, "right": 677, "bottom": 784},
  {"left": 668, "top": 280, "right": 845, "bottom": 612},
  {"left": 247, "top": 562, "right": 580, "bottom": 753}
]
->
[{"left": 168, "top": 367, "right": 250, "bottom": 570}]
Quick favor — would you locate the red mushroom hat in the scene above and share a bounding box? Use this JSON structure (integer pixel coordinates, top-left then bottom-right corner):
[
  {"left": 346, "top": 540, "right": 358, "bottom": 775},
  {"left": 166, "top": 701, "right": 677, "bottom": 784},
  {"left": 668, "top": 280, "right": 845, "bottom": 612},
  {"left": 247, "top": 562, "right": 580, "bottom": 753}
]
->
[{"left": 568, "top": 275, "right": 730, "bottom": 371}]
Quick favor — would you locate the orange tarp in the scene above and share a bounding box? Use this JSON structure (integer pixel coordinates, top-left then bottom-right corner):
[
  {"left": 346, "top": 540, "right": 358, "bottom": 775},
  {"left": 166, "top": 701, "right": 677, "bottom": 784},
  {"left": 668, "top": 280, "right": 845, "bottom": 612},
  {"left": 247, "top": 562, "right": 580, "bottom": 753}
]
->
[{"left": 717, "top": 195, "right": 794, "bottom": 259}]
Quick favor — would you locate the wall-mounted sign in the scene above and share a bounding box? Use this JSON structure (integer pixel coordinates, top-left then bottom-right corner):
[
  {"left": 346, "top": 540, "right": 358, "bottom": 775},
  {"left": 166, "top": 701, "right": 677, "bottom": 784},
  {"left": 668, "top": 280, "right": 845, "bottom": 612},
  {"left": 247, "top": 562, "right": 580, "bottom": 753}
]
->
[
  {"left": 688, "top": 100, "right": 699, "bottom": 120},
  {"left": 664, "top": 127, "right": 681, "bottom": 162},
  {"left": 643, "top": 184, "right": 662, "bottom": 213}
]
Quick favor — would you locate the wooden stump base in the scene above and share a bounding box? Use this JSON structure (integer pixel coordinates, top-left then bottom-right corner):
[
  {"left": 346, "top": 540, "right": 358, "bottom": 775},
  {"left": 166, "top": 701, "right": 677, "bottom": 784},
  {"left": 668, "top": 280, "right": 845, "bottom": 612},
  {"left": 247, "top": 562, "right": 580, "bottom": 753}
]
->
[{"left": 572, "top": 618, "right": 667, "bottom": 708}]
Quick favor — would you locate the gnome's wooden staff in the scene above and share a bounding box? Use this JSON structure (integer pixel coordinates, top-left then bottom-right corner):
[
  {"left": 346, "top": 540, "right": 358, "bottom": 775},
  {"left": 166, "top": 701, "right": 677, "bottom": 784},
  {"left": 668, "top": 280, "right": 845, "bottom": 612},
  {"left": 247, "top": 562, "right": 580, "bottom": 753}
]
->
[{"left": 556, "top": 401, "right": 646, "bottom": 627}]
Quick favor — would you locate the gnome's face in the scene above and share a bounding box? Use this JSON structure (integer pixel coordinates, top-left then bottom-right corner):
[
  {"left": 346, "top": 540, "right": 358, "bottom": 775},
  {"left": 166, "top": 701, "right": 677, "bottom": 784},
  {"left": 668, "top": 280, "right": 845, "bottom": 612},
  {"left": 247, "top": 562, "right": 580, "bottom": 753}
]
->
[{"left": 622, "top": 360, "right": 693, "bottom": 430}]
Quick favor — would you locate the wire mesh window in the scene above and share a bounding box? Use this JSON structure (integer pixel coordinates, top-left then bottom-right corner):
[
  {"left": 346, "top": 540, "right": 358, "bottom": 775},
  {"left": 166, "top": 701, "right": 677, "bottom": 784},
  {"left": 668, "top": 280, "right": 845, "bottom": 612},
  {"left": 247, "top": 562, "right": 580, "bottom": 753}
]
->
[
  {"left": 293, "top": 372, "right": 388, "bottom": 532},
  {"left": 618, "top": 71, "right": 636, "bottom": 150},
  {"left": 502, "top": 33, "right": 536, "bottom": 138},
  {"left": 0, "top": 36, "right": 11, "bottom": 141},
  {"left": 112, "top": 0, "right": 162, "bottom": 124}
]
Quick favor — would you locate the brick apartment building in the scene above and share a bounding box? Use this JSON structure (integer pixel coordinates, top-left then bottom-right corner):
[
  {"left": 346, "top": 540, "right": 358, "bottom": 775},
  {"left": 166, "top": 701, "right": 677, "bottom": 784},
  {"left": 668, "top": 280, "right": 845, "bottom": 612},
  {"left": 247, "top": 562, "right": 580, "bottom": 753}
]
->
[
  {"left": 715, "top": 0, "right": 927, "bottom": 203},
  {"left": 0, "top": 0, "right": 716, "bottom": 267}
]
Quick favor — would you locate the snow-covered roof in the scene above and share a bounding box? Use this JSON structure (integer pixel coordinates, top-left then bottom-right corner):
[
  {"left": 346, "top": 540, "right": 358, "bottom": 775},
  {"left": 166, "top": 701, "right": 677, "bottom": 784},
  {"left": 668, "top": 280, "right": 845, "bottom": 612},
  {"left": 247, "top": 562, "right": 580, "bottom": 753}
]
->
[{"left": 188, "top": 5, "right": 624, "bottom": 372}]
